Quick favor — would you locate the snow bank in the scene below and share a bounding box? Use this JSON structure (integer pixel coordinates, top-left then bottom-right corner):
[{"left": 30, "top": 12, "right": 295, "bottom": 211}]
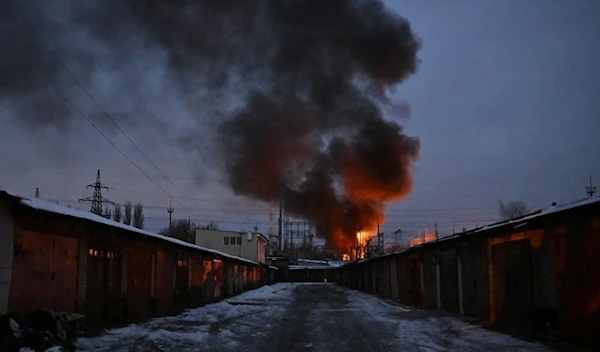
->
[
  {"left": 19, "top": 347, "right": 64, "bottom": 352},
  {"left": 345, "top": 289, "right": 552, "bottom": 351},
  {"left": 75, "top": 284, "right": 294, "bottom": 352}
]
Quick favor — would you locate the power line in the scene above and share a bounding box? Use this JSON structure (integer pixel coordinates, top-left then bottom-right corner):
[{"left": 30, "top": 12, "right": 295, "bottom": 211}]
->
[
  {"left": 10, "top": 2, "right": 213, "bottom": 221},
  {"left": 138, "top": 215, "right": 499, "bottom": 226},
  {"left": 47, "top": 83, "right": 197, "bottom": 215},
  {"left": 39, "top": 191, "right": 499, "bottom": 213},
  {"left": 47, "top": 198, "right": 500, "bottom": 228},
  {"left": 53, "top": 57, "right": 212, "bottom": 220},
  {"left": 0, "top": 168, "right": 564, "bottom": 184},
  {"left": 40, "top": 196, "right": 500, "bottom": 227}
]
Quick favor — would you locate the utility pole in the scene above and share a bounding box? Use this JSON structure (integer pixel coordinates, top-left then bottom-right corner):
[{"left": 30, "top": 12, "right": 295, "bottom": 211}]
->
[
  {"left": 377, "top": 223, "right": 381, "bottom": 255},
  {"left": 254, "top": 223, "right": 259, "bottom": 233},
  {"left": 167, "top": 200, "right": 174, "bottom": 230},
  {"left": 79, "top": 169, "right": 114, "bottom": 216},
  {"left": 585, "top": 174, "right": 597, "bottom": 198},
  {"left": 277, "top": 178, "right": 286, "bottom": 252},
  {"left": 393, "top": 229, "right": 402, "bottom": 250},
  {"left": 302, "top": 221, "right": 307, "bottom": 249},
  {"left": 35, "top": 187, "right": 39, "bottom": 198}
]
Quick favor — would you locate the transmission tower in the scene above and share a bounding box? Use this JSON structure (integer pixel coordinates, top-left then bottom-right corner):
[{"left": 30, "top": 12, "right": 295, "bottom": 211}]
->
[
  {"left": 268, "top": 200, "right": 277, "bottom": 248},
  {"left": 79, "top": 169, "right": 114, "bottom": 216},
  {"left": 277, "top": 177, "right": 286, "bottom": 251}
]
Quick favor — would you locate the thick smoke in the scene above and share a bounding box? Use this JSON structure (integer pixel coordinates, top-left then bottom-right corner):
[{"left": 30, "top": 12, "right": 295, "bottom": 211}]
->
[
  {"left": 0, "top": 0, "right": 71, "bottom": 128},
  {"left": 2, "top": 0, "right": 421, "bottom": 253}
]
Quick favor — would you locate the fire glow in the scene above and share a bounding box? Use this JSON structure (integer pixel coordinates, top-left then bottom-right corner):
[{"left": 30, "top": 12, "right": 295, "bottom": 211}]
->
[
  {"left": 0, "top": 0, "right": 422, "bottom": 256},
  {"left": 212, "top": 0, "right": 421, "bottom": 255}
]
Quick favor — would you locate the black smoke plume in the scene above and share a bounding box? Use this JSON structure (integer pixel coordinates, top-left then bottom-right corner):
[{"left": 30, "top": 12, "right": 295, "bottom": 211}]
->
[{"left": 1, "top": 0, "right": 421, "bottom": 252}]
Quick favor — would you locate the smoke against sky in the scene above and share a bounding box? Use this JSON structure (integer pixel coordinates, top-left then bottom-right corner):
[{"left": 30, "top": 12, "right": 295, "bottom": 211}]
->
[
  {"left": 1, "top": 0, "right": 422, "bottom": 252},
  {"left": 0, "top": 1, "right": 598, "bottom": 247}
]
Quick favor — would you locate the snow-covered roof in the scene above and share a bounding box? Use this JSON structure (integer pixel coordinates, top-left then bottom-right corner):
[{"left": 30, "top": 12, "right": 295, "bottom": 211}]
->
[
  {"left": 295, "top": 259, "right": 344, "bottom": 267},
  {"left": 266, "top": 256, "right": 287, "bottom": 260},
  {"left": 344, "top": 195, "right": 600, "bottom": 266},
  {"left": 296, "top": 258, "right": 330, "bottom": 265},
  {"left": 431, "top": 195, "right": 600, "bottom": 245},
  {"left": 1, "top": 189, "right": 273, "bottom": 267}
]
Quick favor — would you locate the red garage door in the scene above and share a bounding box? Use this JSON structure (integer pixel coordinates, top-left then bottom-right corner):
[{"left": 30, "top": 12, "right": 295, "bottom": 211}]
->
[
  {"left": 10, "top": 230, "right": 78, "bottom": 315},
  {"left": 127, "top": 249, "right": 153, "bottom": 320}
]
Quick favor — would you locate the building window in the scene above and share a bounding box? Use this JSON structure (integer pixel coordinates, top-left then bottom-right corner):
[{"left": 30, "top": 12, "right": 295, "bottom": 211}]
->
[{"left": 224, "top": 236, "right": 241, "bottom": 246}]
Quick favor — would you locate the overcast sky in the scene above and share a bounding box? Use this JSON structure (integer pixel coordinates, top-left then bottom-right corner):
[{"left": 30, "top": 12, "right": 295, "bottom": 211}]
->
[{"left": 1, "top": 0, "right": 598, "bottom": 245}]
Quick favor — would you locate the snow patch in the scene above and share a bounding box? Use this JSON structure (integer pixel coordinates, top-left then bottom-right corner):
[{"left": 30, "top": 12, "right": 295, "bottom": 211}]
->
[
  {"left": 344, "top": 288, "right": 552, "bottom": 351},
  {"left": 76, "top": 284, "right": 294, "bottom": 351}
]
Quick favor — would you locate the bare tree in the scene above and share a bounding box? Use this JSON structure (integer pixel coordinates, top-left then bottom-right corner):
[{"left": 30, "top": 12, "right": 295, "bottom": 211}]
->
[
  {"left": 123, "top": 201, "right": 132, "bottom": 225},
  {"left": 104, "top": 206, "right": 112, "bottom": 220},
  {"left": 199, "top": 221, "right": 219, "bottom": 230},
  {"left": 160, "top": 219, "right": 196, "bottom": 243},
  {"left": 113, "top": 204, "right": 122, "bottom": 222},
  {"left": 499, "top": 200, "right": 531, "bottom": 220},
  {"left": 133, "top": 202, "right": 144, "bottom": 229}
]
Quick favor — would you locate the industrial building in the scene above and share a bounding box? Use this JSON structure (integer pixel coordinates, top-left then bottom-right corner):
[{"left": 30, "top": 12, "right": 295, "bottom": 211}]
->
[{"left": 195, "top": 228, "right": 268, "bottom": 264}]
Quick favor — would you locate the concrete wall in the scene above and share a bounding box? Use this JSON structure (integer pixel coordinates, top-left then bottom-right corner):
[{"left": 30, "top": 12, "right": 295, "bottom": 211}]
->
[
  {"left": 240, "top": 234, "right": 267, "bottom": 264},
  {"left": 195, "top": 229, "right": 244, "bottom": 257},
  {"left": 0, "top": 199, "right": 14, "bottom": 315}
]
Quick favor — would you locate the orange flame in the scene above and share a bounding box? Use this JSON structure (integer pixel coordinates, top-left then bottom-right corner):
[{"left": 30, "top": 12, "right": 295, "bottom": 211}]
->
[{"left": 409, "top": 230, "right": 438, "bottom": 247}]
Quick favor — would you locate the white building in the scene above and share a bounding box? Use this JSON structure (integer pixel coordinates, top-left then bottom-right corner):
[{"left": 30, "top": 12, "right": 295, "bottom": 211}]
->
[{"left": 195, "top": 229, "right": 268, "bottom": 264}]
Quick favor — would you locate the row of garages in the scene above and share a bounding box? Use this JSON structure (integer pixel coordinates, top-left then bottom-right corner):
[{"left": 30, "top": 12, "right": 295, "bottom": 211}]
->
[
  {"left": 337, "top": 197, "right": 600, "bottom": 348},
  {"left": 0, "top": 190, "right": 277, "bottom": 326}
]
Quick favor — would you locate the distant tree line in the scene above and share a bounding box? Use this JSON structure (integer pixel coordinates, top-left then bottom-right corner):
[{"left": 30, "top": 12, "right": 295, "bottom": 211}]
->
[
  {"left": 160, "top": 220, "right": 220, "bottom": 244},
  {"left": 104, "top": 201, "right": 145, "bottom": 229},
  {"left": 498, "top": 200, "right": 531, "bottom": 220}
]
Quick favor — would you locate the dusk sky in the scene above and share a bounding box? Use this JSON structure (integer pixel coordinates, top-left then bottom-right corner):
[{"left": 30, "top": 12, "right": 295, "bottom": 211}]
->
[{"left": 1, "top": 0, "right": 598, "bottom": 246}]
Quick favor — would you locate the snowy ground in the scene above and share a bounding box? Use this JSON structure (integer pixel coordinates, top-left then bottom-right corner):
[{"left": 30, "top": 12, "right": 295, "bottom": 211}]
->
[{"left": 75, "top": 283, "right": 553, "bottom": 352}]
